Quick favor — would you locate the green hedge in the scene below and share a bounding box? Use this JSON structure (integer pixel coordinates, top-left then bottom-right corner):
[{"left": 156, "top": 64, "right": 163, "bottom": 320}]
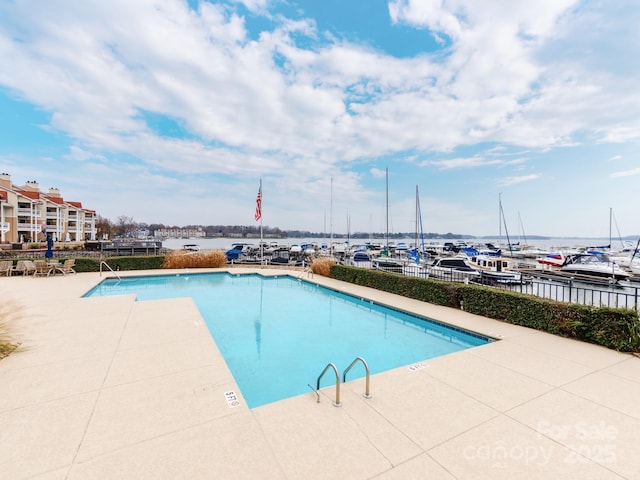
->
[
  {"left": 330, "top": 265, "right": 640, "bottom": 352},
  {"left": 330, "top": 264, "right": 459, "bottom": 307},
  {"left": 72, "top": 256, "right": 166, "bottom": 272}
]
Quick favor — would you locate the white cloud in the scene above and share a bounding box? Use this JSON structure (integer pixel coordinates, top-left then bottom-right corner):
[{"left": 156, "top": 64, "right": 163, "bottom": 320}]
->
[
  {"left": 231, "top": 0, "right": 272, "bottom": 14},
  {"left": 424, "top": 158, "right": 497, "bottom": 169},
  {"left": 1, "top": 0, "right": 636, "bottom": 165},
  {"left": 370, "top": 168, "right": 388, "bottom": 178},
  {"left": 610, "top": 168, "right": 640, "bottom": 178},
  {"left": 497, "top": 174, "right": 541, "bottom": 187}
]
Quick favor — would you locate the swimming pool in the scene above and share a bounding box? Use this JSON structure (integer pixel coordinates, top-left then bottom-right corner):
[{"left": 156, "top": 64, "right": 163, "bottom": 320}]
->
[{"left": 84, "top": 272, "right": 490, "bottom": 408}]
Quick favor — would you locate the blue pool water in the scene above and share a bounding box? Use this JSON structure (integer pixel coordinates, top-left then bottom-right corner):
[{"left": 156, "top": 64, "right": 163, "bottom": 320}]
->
[{"left": 84, "top": 273, "right": 489, "bottom": 408}]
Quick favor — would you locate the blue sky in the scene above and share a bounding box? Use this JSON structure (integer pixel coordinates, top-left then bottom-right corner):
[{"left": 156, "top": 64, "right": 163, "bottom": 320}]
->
[{"left": 1, "top": 0, "right": 639, "bottom": 238}]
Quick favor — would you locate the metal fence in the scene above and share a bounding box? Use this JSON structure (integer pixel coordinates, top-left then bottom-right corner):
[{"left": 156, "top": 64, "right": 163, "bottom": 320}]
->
[
  {"left": 385, "top": 265, "right": 640, "bottom": 312},
  {"left": 492, "top": 277, "right": 639, "bottom": 311}
]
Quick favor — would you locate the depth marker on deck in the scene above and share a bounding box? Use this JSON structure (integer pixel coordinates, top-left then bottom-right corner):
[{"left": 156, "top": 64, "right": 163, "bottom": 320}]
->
[
  {"left": 408, "top": 363, "right": 427, "bottom": 371},
  {"left": 224, "top": 390, "right": 241, "bottom": 408}
]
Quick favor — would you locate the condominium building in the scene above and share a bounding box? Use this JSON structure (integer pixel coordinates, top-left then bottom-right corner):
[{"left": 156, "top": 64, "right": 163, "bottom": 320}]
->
[
  {"left": 0, "top": 173, "right": 97, "bottom": 244},
  {"left": 154, "top": 228, "right": 206, "bottom": 239}
]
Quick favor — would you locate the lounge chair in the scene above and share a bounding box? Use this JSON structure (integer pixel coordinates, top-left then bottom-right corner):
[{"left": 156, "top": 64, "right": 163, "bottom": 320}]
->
[
  {"left": 0, "top": 260, "right": 13, "bottom": 276},
  {"left": 33, "top": 260, "right": 53, "bottom": 277},
  {"left": 59, "top": 259, "right": 76, "bottom": 275},
  {"left": 11, "top": 260, "right": 35, "bottom": 276},
  {"left": 22, "top": 260, "right": 37, "bottom": 276}
]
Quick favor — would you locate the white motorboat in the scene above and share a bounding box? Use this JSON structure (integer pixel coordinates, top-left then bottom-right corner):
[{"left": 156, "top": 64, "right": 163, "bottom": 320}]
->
[
  {"left": 402, "top": 262, "right": 429, "bottom": 278},
  {"left": 560, "top": 253, "right": 631, "bottom": 281},
  {"left": 468, "top": 255, "right": 525, "bottom": 284},
  {"left": 371, "top": 256, "right": 405, "bottom": 273},
  {"left": 428, "top": 257, "right": 482, "bottom": 282}
]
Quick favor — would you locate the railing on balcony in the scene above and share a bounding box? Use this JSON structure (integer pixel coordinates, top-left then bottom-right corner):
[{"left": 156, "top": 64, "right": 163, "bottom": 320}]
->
[
  {"left": 17, "top": 209, "right": 41, "bottom": 217},
  {"left": 17, "top": 222, "right": 40, "bottom": 230}
]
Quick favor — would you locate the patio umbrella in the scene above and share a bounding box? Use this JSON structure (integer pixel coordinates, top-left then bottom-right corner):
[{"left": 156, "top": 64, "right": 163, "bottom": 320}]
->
[{"left": 45, "top": 236, "right": 53, "bottom": 259}]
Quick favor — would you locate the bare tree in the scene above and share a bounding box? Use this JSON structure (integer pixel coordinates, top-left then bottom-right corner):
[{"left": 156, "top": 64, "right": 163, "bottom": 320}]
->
[
  {"left": 116, "top": 215, "right": 137, "bottom": 238},
  {"left": 95, "top": 215, "right": 116, "bottom": 240}
]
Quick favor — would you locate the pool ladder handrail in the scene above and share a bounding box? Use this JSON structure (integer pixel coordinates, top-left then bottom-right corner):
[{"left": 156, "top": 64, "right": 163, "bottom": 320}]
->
[
  {"left": 99, "top": 260, "right": 121, "bottom": 280},
  {"left": 342, "top": 356, "right": 372, "bottom": 399},
  {"left": 315, "top": 362, "right": 342, "bottom": 407},
  {"left": 312, "top": 357, "right": 373, "bottom": 406}
]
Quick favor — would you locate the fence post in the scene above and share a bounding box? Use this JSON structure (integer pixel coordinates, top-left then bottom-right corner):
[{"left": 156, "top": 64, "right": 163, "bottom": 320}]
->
[{"left": 568, "top": 278, "right": 573, "bottom": 304}]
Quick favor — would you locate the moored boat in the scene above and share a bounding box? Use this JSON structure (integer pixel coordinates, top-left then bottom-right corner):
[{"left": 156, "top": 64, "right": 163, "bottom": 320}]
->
[
  {"left": 537, "top": 253, "right": 566, "bottom": 269},
  {"left": 428, "top": 257, "right": 482, "bottom": 282},
  {"left": 560, "top": 253, "right": 631, "bottom": 281},
  {"left": 468, "top": 255, "right": 525, "bottom": 284}
]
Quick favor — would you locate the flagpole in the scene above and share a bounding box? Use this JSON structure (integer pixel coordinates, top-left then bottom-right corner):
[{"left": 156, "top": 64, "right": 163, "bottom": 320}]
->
[
  {"left": 259, "top": 179, "right": 263, "bottom": 265},
  {"left": 254, "top": 178, "right": 264, "bottom": 264}
]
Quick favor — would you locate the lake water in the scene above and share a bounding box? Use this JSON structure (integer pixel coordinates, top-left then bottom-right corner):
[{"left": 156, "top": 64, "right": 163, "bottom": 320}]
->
[{"left": 161, "top": 236, "right": 628, "bottom": 252}]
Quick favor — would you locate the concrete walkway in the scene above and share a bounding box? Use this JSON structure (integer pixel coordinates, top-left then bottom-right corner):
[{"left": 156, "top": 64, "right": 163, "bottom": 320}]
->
[{"left": 0, "top": 269, "right": 638, "bottom": 479}]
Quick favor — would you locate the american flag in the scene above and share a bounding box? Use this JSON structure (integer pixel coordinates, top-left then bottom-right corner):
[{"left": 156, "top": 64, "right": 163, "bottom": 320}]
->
[{"left": 254, "top": 182, "right": 262, "bottom": 221}]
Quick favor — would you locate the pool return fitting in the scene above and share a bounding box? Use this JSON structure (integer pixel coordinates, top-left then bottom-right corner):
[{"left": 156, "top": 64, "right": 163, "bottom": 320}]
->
[{"left": 308, "top": 357, "right": 372, "bottom": 407}]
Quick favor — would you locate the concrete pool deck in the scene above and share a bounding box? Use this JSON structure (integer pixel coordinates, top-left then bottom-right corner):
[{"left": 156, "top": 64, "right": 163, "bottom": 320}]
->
[{"left": 1, "top": 268, "right": 639, "bottom": 479}]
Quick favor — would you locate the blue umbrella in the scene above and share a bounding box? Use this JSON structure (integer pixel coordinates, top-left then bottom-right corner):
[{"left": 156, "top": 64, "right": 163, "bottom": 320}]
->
[{"left": 45, "top": 236, "right": 53, "bottom": 259}]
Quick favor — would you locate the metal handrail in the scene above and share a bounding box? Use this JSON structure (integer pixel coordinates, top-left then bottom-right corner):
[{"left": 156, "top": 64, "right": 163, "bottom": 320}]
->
[
  {"left": 316, "top": 362, "right": 342, "bottom": 407},
  {"left": 100, "top": 260, "right": 121, "bottom": 279},
  {"left": 307, "top": 384, "right": 320, "bottom": 403},
  {"left": 343, "top": 357, "right": 372, "bottom": 399}
]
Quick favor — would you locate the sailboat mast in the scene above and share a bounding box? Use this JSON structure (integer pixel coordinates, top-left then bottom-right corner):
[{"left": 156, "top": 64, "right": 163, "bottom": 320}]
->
[
  {"left": 499, "top": 199, "right": 513, "bottom": 255},
  {"left": 609, "top": 207, "right": 612, "bottom": 249},
  {"left": 346, "top": 211, "right": 350, "bottom": 247},
  {"left": 498, "top": 192, "right": 502, "bottom": 245},
  {"left": 415, "top": 185, "right": 419, "bottom": 248},
  {"left": 385, "top": 168, "right": 389, "bottom": 250},
  {"left": 330, "top": 177, "right": 334, "bottom": 247}
]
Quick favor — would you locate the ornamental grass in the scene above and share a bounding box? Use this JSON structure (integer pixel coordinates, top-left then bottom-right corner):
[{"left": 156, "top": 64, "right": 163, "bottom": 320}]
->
[
  {"left": 163, "top": 250, "right": 228, "bottom": 269},
  {"left": 0, "top": 300, "right": 21, "bottom": 361},
  {"left": 310, "top": 257, "right": 336, "bottom": 276}
]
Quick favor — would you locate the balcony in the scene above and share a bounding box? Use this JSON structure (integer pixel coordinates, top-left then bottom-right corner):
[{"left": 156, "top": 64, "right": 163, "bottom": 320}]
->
[
  {"left": 17, "top": 222, "right": 40, "bottom": 230},
  {"left": 17, "top": 208, "right": 41, "bottom": 217}
]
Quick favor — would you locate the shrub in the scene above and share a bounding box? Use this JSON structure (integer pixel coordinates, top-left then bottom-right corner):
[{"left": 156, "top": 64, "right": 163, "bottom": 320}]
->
[
  {"left": 310, "top": 257, "right": 336, "bottom": 276},
  {"left": 330, "top": 264, "right": 640, "bottom": 352},
  {"left": 73, "top": 255, "right": 165, "bottom": 272},
  {"left": 163, "top": 250, "right": 228, "bottom": 269},
  {"left": 330, "top": 264, "right": 457, "bottom": 307}
]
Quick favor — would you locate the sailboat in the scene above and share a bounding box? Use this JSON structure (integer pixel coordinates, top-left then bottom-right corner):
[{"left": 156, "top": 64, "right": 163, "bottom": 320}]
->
[
  {"left": 371, "top": 169, "right": 404, "bottom": 272},
  {"left": 462, "top": 195, "right": 525, "bottom": 284},
  {"left": 402, "top": 185, "right": 431, "bottom": 277}
]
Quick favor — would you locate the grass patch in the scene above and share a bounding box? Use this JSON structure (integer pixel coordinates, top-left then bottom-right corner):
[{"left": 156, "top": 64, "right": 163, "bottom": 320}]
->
[{"left": 163, "top": 250, "right": 228, "bottom": 269}]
